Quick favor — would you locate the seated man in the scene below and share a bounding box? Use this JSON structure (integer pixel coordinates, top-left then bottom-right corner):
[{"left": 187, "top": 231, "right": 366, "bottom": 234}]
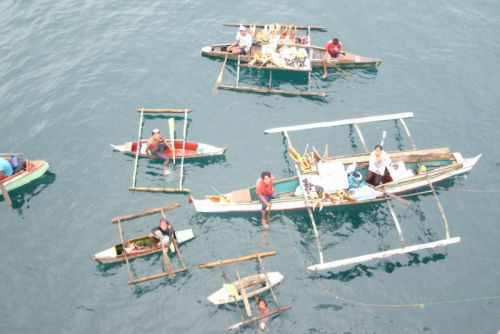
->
[
  {"left": 148, "top": 218, "right": 176, "bottom": 250},
  {"left": 365, "top": 145, "right": 392, "bottom": 186},
  {"left": 146, "top": 128, "right": 173, "bottom": 175},
  {"left": 0, "top": 157, "right": 13, "bottom": 180},
  {"left": 227, "top": 25, "right": 253, "bottom": 55},
  {"left": 322, "top": 38, "right": 345, "bottom": 78}
]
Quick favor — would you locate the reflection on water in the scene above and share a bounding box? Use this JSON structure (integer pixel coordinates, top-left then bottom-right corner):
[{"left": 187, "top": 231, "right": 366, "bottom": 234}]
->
[{"left": 10, "top": 171, "right": 56, "bottom": 213}]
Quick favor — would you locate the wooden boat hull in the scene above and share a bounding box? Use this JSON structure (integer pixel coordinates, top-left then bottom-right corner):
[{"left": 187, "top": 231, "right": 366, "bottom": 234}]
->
[
  {"left": 110, "top": 139, "right": 227, "bottom": 159},
  {"left": 191, "top": 149, "right": 480, "bottom": 213},
  {"left": 201, "top": 44, "right": 382, "bottom": 69},
  {"left": 1, "top": 160, "right": 49, "bottom": 193},
  {"left": 207, "top": 272, "right": 284, "bottom": 305},
  {"left": 92, "top": 229, "right": 194, "bottom": 264}
]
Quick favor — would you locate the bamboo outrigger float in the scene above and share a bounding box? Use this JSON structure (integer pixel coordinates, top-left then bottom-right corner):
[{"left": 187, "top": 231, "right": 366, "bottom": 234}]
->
[
  {"left": 199, "top": 251, "right": 291, "bottom": 331},
  {"left": 123, "top": 108, "right": 226, "bottom": 193},
  {"left": 192, "top": 113, "right": 480, "bottom": 272},
  {"left": 210, "top": 23, "right": 329, "bottom": 98},
  {"left": 100, "top": 204, "right": 192, "bottom": 285}
]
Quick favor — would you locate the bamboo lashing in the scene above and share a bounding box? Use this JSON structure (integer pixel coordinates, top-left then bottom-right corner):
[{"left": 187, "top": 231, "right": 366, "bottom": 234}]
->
[
  {"left": 131, "top": 108, "right": 144, "bottom": 188},
  {"left": 112, "top": 203, "right": 180, "bottom": 223},
  {"left": 135, "top": 108, "right": 192, "bottom": 114},
  {"left": 129, "top": 186, "right": 190, "bottom": 193},
  {"left": 179, "top": 110, "right": 188, "bottom": 190},
  {"left": 308, "top": 237, "right": 461, "bottom": 271},
  {"left": 199, "top": 251, "right": 276, "bottom": 269}
]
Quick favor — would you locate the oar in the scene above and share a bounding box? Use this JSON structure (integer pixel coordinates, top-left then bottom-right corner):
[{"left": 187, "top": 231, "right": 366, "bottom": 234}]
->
[
  {"left": 331, "top": 62, "right": 351, "bottom": 76},
  {"left": 213, "top": 53, "right": 229, "bottom": 95},
  {"left": 1, "top": 182, "right": 12, "bottom": 206},
  {"left": 367, "top": 183, "right": 410, "bottom": 206},
  {"left": 168, "top": 117, "right": 176, "bottom": 164}
]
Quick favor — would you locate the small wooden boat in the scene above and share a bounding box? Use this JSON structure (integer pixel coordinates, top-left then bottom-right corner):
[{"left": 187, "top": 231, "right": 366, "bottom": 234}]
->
[
  {"left": 92, "top": 229, "right": 194, "bottom": 264},
  {"left": 1, "top": 159, "right": 49, "bottom": 194},
  {"left": 201, "top": 44, "right": 382, "bottom": 69},
  {"left": 207, "top": 272, "right": 284, "bottom": 305},
  {"left": 110, "top": 140, "right": 227, "bottom": 159}
]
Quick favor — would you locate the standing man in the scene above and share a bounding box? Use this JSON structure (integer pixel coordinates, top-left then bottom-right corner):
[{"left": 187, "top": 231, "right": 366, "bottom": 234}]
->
[
  {"left": 149, "top": 218, "right": 176, "bottom": 250},
  {"left": 365, "top": 145, "right": 392, "bottom": 186},
  {"left": 322, "top": 38, "right": 345, "bottom": 78},
  {"left": 228, "top": 25, "right": 253, "bottom": 55},
  {"left": 256, "top": 171, "right": 277, "bottom": 229},
  {"left": 146, "top": 128, "right": 173, "bottom": 175}
]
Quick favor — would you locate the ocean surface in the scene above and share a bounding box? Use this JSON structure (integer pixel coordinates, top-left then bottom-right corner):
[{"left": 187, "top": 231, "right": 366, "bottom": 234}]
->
[{"left": 1, "top": 1, "right": 499, "bottom": 333}]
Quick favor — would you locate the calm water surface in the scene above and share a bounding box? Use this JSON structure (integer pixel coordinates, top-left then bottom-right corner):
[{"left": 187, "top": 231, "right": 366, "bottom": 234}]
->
[{"left": 1, "top": 1, "right": 499, "bottom": 333}]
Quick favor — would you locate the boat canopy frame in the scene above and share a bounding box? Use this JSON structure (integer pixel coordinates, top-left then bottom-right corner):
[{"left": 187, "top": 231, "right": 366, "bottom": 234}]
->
[
  {"left": 264, "top": 112, "right": 461, "bottom": 272},
  {"left": 199, "top": 251, "right": 292, "bottom": 331},
  {"left": 129, "top": 108, "right": 192, "bottom": 193},
  {"left": 111, "top": 203, "right": 188, "bottom": 285}
]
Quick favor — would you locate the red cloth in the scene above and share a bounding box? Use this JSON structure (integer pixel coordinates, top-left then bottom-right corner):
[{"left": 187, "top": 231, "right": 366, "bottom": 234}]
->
[
  {"left": 325, "top": 40, "right": 343, "bottom": 56},
  {"left": 256, "top": 176, "right": 275, "bottom": 196}
]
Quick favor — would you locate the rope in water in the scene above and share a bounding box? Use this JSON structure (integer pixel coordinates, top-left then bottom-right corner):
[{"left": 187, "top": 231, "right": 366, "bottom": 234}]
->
[
  {"left": 439, "top": 188, "right": 500, "bottom": 193},
  {"left": 282, "top": 209, "right": 500, "bottom": 309}
]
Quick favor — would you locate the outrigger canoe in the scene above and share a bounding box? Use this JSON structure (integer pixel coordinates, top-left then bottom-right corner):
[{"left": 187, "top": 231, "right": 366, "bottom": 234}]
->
[
  {"left": 1, "top": 159, "right": 49, "bottom": 194},
  {"left": 92, "top": 229, "right": 194, "bottom": 264},
  {"left": 111, "top": 140, "right": 227, "bottom": 159},
  {"left": 207, "top": 272, "right": 284, "bottom": 305},
  {"left": 191, "top": 148, "right": 480, "bottom": 213},
  {"left": 201, "top": 44, "right": 382, "bottom": 69},
  {"left": 191, "top": 112, "right": 480, "bottom": 213}
]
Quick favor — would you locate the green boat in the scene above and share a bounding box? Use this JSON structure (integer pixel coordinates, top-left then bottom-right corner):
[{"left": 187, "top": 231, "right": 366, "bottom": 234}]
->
[{"left": 1, "top": 159, "right": 49, "bottom": 194}]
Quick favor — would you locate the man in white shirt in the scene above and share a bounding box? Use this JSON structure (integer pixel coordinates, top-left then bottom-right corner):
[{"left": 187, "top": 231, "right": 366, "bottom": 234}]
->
[
  {"left": 228, "top": 25, "right": 253, "bottom": 55},
  {"left": 365, "top": 145, "right": 392, "bottom": 186}
]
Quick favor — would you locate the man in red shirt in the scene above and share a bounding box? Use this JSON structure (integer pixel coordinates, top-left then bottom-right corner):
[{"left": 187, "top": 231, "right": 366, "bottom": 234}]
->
[
  {"left": 256, "top": 171, "right": 278, "bottom": 229},
  {"left": 322, "top": 38, "right": 345, "bottom": 78}
]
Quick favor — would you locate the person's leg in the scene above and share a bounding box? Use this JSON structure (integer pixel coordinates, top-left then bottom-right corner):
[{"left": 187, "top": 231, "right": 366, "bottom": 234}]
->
[
  {"left": 373, "top": 173, "right": 383, "bottom": 186},
  {"left": 365, "top": 171, "right": 376, "bottom": 185},
  {"left": 322, "top": 54, "right": 329, "bottom": 78}
]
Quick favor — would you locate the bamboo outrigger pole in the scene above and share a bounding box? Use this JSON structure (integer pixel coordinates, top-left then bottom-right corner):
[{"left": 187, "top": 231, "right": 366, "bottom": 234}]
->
[
  {"left": 136, "top": 108, "right": 192, "bottom": 114},
  {"left": 179, "top": 109, "right": 188, "bottom": 190},
  {"left": 223, "top": 23, "right": 328, "bottom": 31},
  {"left": 199, "top": 251, "right": 276, "bottom": 269},
  {"left": 111, "top": 203, "right": 181, "bottom": 223},
  {"left": 129, "top": 186, "right": 190, "bottom": 193},
  {"left": 116, "top": 219, "right": 134, "bottom": 283},
  {"left": 131, "top": 108, "right": 144, "bottom": 188},
  {"left": 283, "top": 130, "right": 324, "bottom": 264}
]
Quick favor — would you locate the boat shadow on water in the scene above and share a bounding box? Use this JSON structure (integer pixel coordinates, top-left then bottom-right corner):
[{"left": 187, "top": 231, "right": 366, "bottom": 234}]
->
[{"left": 6, "top": 171, "right": 56, "bottom": 212}]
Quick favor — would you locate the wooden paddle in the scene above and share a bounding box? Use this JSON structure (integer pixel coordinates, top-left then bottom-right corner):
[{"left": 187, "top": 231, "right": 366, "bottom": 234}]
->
[
  {"left": 0, "top": 182, "right": 12, "bottom": 206},
  {"left": 213, "top": 53, "right": 229, "bottom": 95},
  {"left": 235, "top": 269, "right": 252, "bottom": 317},
  {"left": 168, "top": 117, "right": 176, "bottom": 164},
  {"left": 367, "top": 183, "right": 410, "bottom": 206}
]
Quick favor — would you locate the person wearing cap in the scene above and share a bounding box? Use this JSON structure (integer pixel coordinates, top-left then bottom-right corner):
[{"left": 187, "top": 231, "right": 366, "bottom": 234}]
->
[
  {"left": 322, "top": 37, "right": 345, "bottom": 78},
  {"left": 146, "top": 128, "right": 173, "bottom": 175},
  {"left": 228, "top": 25, "right": 253, "bottom": 55}
]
